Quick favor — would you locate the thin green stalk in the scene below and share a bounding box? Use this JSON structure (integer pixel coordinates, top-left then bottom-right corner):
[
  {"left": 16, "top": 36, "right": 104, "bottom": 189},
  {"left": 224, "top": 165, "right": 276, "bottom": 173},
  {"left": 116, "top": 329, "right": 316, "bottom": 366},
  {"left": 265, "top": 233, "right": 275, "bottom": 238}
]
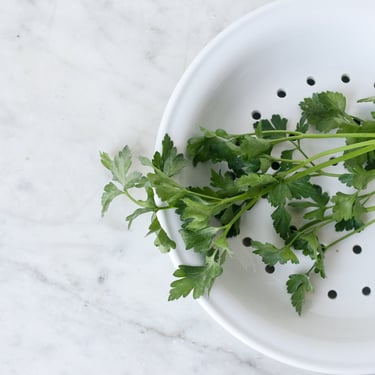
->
[
  {"left": 309, "top": 172, "right": 342, "bottom": 178},
  {"left": 284, "top": 143, "right": 375, "bottom": 182},
  {"left": 186, "top": 188, "right": 222, "bottom": 202},
  {"left": 267, "top": 155, "right": 305, "bottom": 164},
  {"left": 291, "top": 140, "right": 315, "bottom": 167},
  {"left": 287, "top": 216, "right": 333, "bottom": 247},
  {"left": 365, "top": 205, "right": 375, "bottom": 213},
  {"left": 325, "top": 218, "right": 375, "bottom": 250},
  {"left": 270, "top": 132, "right": 375, "bottom": 144},
  {"left": 306, "top": 264, "right": 316, "bottom": 276},
  {"left": 223, "top": 197, "right": 259, "bottom": 237},
  {"left": 280, "top": 140, "right": 375, "bottom": 179},
  {"left": 359, "top": 190, "right": 375, "bottom": 200},
  {"left": 298, "top": 215, "right": 333, "bottom": 234},
  {"left": 124, "top": 190, "right": 146, "bottom": 207},
  {"left": 223, "top": 130, "right": 375, "bottom": 142}
]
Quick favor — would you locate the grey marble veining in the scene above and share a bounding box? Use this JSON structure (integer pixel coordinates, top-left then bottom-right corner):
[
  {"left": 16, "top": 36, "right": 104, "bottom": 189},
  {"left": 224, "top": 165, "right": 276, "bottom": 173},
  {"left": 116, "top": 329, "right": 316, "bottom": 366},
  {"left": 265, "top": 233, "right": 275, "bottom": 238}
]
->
[{"left": 0, "top": 1, "right": 327, "bottom": 374}]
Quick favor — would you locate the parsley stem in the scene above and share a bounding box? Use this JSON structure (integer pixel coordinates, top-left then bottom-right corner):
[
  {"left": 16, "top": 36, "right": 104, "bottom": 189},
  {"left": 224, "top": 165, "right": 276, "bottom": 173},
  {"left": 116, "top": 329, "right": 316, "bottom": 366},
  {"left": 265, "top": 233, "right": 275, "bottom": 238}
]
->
[
  {"left": 223, "top": 197, "right": 259, "bottom": 237},
  {"left": 287, "top": 216, "right": 333, "bottom": 247},
  {"left": 268, "top": 155, "right": 304, "bottom": 164},
  {"left": 271, "top": 132, "right": 375, "bottom": 144},
  {"left": 242, "top": 129, "right": 302, "bottom": 137},
  {"left": 365, "top": 205, "right": 375, "bottom": 213},
  {"left": 325, "top": 217, "right": 375, "bottom": 251},
  {"left": 284, "top": 142, "right": 375, "bottom": 182},
  {"left": 306, "top": 264, "right": 316, "bottom": 276},
  {"left": 359, "top": 191, "right": 375, "bottom": 200},
  {"left": 298, "top": 215, "right": 333, "bottom": 233},
  {"left": 186, "top": 188, "right": 222, "bottom": 202},
  {"left": 309, "top": 172, "right": 342, "bottom": 178},
  {"left": 291, "top": 140, "right": 315, "bottom": 167},
  {"left": 123, "top": 189, "right": 145, "bottom": 207}
]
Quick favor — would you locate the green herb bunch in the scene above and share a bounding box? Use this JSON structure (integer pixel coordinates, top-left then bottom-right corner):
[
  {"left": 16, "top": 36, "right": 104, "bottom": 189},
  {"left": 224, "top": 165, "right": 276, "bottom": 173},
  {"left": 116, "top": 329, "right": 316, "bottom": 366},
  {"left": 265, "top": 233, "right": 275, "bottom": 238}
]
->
[{"left": 101, "top": 91, "right": 375, "bottom": 314}]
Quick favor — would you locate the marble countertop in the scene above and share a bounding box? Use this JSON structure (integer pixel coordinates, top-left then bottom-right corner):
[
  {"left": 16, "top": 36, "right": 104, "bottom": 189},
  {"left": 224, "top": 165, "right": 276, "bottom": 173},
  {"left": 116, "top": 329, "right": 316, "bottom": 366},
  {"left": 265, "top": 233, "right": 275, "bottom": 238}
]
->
[{"left": 0, "top": 1, "right": 327, "bottom": 374}]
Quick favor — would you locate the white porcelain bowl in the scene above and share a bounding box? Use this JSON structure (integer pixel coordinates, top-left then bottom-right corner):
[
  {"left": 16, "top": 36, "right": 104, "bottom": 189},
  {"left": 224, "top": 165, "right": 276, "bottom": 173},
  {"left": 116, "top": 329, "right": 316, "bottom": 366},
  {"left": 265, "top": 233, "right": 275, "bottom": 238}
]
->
[{"left": 157, "top": 0, "right": 375, "bottom": 373}]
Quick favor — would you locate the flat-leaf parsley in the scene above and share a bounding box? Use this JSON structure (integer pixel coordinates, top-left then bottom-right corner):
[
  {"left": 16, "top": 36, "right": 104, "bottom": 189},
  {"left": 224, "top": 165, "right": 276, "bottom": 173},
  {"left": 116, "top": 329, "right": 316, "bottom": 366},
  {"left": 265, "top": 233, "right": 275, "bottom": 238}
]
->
[{"left": 101, "top": 91, "right": 375, "bottom": 315}]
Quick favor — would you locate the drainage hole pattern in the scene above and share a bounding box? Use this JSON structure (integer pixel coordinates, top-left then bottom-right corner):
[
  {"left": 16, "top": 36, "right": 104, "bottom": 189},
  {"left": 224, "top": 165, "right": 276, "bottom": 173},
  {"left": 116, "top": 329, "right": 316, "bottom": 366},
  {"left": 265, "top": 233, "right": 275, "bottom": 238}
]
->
[
  {"left": 241, "top": 238, "right": 371, "bottom": 299},
  {"left": 245, "top": 73, "right": 375, "bottom": 303},
  {"left": 250, "top": 73, "right": 363, "bottom": 120}
]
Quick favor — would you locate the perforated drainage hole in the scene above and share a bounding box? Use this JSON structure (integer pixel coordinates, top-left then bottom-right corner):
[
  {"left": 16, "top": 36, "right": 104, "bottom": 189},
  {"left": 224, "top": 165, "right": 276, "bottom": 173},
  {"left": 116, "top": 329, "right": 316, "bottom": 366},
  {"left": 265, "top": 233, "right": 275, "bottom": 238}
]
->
[
  {"left": 306, "top": 77, "right": 315, "bottom": 86},
  {"left": 328, "top": 290, "right": 338, "bottom": 299},
  {"left": 271, "top": 161, "right": 280, "bottom": 170},
  {"left": 277, "top": 89, "right": 286, "bottom": 98},
  {"left": 341, "top": 74, "right": 350, "bottom": 83},
  {"left": 362, "top": 286, "right": 371, "bottom": 296},
  {"left": 252, "top": 110, "right": 261, "bottom": 120},
  {"left": 290, "top": 225, "right": 297, "bottom": 233},
  {"left": 353, "top": 244, "right": 362, "bottom": 254},
  {"left": 265, "top": 265, "right": 275, "bottom": 274},
  {"left": 329, "top": 157, "right": 338, "bottom": 166},
  {"left": 242, "top": 237, "right": 252, "bottom": 247}
]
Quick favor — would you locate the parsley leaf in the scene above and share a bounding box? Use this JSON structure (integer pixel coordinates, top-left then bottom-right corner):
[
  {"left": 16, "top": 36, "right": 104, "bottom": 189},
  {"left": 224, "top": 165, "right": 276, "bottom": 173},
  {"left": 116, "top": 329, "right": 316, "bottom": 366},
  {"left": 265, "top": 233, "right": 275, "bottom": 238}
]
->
[
  {"left": 339, "top": 165, "right": 375, "bottom": 189},
  {"left": 168, "top": 257, "right": 223, "bottom": 300},
  {"left": 106, "top": 146, "right": 132, "bottom": 186},
  {"left": 101, "top": 147, "right": 146, "bottom": 189},
  {"left": 295, "top": 113, "right": 309, "bottom": 133},
  {"left": 240, "top": 136, "right": 272, "bottom": 159},
  {"left": 279, "top": 149, "right": 295, "bottom": 172},
  {"left": 215, "top": 204, "right": 242, "bottom": 237},
  {"left": 100, "top": 151, "right": 113, "bottom": 170},
  {"left": 299, "top": 91, "right": 352, "bottom": 132},
  {"left": 299, "top": 231, "right": 320, "bottom": 259},
  {"left": 287, "top": 176, "right": 320, "bottom": 199},
  {"left": 179, "top": 197, "right": 221, "bottom": 230},
  {"left": 289, "top": 184, "right": 329, "bottom": 221},
  {"left": 152, "top": 134, "right": 188, "bottom": 177},
  {"left": 236, "top": 173, "right": 277, "bottom": 192},
  {"left": 267, "top": 182, "right": 292, "bottom": 206},
  {"left": 287, "top": 274, "right": 313, "bottom": 315},
  {"left": 101, "top": 90, "right": 375, "bottom": 315},
  {"left": 147, "top": 213, "right": 176, "bottom": 253},
  {"left": 147, "top": 171, "right": 185, "bottom": 205},
  {"left": 271, "top": 205, "right": 292, "bottom": 239},
  {"left": 101, "top": 182, "right": 123, "bottom": 216},
  {"left": 252, "top": 241, "right": 299, "bottom": 266},
  {"left": 210, "top": 170, "right": 241, "bottom": 196},
  {"left": 335, "top": 217, "right": 364, "bottom": 232},
  {"left": 268, "top": 176, "right": 317, "bottom": 206},
  {"left": 179, "top": 226, "right": 220, "bottom": 254},
  {"left": 255, "top": 115, "right": 288, "bottom": 139},
  {"left": 331, "top": 192, "right": 365, "bottom": 223},
  {"left": 187, "top": 131, "right": 260, "bottom": 175}
]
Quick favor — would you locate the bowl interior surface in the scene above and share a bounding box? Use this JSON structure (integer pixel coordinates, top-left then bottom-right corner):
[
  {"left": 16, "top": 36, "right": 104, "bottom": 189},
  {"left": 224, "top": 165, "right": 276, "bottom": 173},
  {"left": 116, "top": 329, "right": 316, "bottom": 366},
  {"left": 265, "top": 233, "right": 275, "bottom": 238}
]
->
[{"left": 157, "top": 0, "right": 375, "bottom": 373}]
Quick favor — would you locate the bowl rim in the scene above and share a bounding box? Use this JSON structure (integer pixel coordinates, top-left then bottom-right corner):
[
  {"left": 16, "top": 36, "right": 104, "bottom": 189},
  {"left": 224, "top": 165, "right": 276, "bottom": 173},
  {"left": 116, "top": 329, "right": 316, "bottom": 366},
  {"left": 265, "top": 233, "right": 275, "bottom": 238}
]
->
[{"left": 155, "top": 0, "right": 375, "bottom": 373}]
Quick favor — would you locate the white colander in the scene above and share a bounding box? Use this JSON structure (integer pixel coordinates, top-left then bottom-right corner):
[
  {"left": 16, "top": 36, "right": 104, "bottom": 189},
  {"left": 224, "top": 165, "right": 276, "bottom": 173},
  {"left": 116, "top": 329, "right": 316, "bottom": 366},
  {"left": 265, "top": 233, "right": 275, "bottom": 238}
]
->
[{"left": 157, "top": 0, "right": 375, "bottom": 373}]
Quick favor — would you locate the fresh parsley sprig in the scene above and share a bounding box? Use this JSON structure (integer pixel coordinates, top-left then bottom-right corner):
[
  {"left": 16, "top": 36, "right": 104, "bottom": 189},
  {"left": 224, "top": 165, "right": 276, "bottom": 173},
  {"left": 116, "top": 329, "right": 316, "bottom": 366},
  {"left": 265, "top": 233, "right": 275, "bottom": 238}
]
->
[{"left": 101, "top": 91, "right": 375, "bottom": 315}]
